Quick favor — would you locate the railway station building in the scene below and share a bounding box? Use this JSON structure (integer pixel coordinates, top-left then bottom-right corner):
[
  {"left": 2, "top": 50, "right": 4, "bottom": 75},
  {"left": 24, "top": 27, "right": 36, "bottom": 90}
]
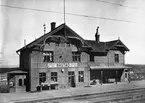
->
[{"left": 16, "top": 22, "right": 130, "bottom": 92}]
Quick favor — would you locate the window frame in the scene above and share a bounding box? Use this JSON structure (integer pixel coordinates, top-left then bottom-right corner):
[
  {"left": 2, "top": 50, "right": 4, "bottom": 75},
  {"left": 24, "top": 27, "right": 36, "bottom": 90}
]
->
[
  {"left": 51, "top": 72, "right": 58, "bottom": 82},
  {"left": 39, "top": 72, "right": 46, "bottom": 85},
  {"left": 78, "top": 71, "right": 84, "bottom": 82},
  {"left": 72, "top": 52, "right": 81, "bottom": 62},
  {"left": 43, "top": 51, "right": 54, "bottom": 62},
  {"left": 114, "top": 53, "right": 119, "bottom": 63}
]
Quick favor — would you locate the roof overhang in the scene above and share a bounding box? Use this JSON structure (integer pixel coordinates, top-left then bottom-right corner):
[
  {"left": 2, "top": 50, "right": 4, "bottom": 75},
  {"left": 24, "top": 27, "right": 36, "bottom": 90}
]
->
[
  {"left": 90, "top": 66, "right": 131, "bottom": 70},
  {"left": 7, "top": 70, "right": 27, "bottom": 74}
]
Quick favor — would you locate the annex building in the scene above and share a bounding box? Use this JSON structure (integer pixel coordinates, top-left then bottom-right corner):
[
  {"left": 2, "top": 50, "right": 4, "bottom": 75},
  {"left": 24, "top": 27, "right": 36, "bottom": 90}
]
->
[{"left": 16, "top": 22, "right": 130, "bottom": 92}]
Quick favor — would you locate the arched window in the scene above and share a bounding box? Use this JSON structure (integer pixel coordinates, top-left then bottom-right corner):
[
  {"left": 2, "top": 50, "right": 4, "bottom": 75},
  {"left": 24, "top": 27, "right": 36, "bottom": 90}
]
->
[{"left": 19, "top": 78, "right": 22, "bottom": 86}]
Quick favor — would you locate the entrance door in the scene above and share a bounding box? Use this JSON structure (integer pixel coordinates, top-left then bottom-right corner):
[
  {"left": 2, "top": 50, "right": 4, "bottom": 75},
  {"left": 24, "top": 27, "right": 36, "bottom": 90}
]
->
[{"left": 68, "top": 71, "right": 75, "bottom": 87}]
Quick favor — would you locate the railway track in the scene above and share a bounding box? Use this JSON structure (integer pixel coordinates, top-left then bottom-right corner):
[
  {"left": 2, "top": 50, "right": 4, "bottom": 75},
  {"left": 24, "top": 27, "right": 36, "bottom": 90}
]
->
[{"left": 13, "top": 88, "right": 145, "bottom": 103}]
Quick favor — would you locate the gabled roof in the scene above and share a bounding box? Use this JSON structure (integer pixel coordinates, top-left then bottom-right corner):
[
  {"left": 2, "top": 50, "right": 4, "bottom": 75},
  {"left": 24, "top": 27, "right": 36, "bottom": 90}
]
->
[
  {"left": 85, "top": 39, "right": 129, "bottom": 52},
  {"left": 16, "top": 23, "right": 92, "bottom": 52},
  {"left": 85, "top": 40, "right": 106, "bottom": 52},
  {"left": 0, "top": 67, "right": 20, "bottom": 73},
  {"left": 16, "top": 23, "right": 129, "bottom": 53},
  {"left": 106, "top": 39, "right": 129, "bottom": 51}
]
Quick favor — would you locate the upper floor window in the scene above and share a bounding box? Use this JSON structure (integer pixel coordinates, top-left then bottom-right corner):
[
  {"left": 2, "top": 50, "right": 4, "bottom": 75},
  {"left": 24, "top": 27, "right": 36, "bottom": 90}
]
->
[
  {"left": 90, "top": 55, "right": 94, "bottom": 62},
  {"left": 114, "top": 54, "right": 119, "bottom": 63},
  {"left": 43, "top": 51, "right": 53, "bottom": 62},
  {"left": 78, "top": 71, "right": 84, "bottom": 82},
  {"left": 39, "top": 72, "right": 46, "bottom": 85},
  {"left": 72, "top": 52, "right": 81, "bottom": 62}
]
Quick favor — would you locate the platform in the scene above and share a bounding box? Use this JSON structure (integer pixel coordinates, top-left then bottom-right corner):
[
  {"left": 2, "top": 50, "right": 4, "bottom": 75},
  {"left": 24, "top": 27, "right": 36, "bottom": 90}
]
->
[{"left": 0, "top": 80, "right": 145, "bottom": 103}]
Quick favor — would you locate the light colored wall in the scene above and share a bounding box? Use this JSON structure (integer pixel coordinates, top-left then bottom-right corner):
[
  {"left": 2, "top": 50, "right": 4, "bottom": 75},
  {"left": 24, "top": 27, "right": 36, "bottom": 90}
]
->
[
  {"left": 93, "top": 50, "right": 125, "bottom": 66},
  {"left": 107, "top": 50, "right": 124, "bottom": 66},
  {"left": 30, "top": 43, "right": 90, "bottom": 91}
]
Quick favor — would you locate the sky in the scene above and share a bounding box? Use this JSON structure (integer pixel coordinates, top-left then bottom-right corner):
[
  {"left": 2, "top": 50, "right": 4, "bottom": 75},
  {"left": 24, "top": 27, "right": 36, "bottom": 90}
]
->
[{"left": 0, "top": 0, "right": 145, "bottom": 67}]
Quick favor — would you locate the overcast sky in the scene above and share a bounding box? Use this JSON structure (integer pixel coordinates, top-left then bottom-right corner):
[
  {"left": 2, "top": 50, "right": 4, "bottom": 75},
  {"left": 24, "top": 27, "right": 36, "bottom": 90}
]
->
[{"left": 0, "top": 0, "right": 145, "bottom": 67}]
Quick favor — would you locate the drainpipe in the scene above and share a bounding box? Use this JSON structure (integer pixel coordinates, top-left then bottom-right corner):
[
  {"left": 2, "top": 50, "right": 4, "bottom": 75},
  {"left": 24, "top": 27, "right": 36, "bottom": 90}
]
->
[{"left": 101, "top": 70, "right": 103, "bottom": 85}]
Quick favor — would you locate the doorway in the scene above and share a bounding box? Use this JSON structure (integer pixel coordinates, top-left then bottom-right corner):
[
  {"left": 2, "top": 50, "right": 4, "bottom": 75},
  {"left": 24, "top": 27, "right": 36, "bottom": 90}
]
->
[{"left": 68, "top": 71, "right": 75, "bottom": 87}]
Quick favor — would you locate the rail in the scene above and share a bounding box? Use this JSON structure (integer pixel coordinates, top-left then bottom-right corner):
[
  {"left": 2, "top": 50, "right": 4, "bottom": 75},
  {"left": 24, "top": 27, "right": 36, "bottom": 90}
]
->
[{"left": 12, "top": 87, "right": 145, "bottom": 103}]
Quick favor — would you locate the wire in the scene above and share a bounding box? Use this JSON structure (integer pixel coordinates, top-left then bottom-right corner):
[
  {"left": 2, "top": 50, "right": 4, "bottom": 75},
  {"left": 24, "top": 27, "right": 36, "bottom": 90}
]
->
[
  {"left": 66, "top": 12, "right": 139, "bottom": 24},
  {"left": 95, "top": 0, "right": 141, "bottom": 10},
  {"left": 0, "top": 4, "right": 62, "bottom": 14},
  {"left": 0, "top": 4, "right": 143, "bottom": 24}
]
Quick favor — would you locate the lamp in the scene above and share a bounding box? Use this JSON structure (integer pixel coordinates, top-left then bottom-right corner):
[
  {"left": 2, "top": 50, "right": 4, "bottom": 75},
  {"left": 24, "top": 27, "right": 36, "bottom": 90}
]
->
[{"left": 61, "top": 69, "right": 64, "bottom": 73}]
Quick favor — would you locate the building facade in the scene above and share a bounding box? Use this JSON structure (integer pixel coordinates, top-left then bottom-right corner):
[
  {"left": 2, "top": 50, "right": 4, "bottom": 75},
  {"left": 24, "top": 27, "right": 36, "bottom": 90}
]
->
[{"left": 17, "top": 22, "right": 130, "bottom": 92}]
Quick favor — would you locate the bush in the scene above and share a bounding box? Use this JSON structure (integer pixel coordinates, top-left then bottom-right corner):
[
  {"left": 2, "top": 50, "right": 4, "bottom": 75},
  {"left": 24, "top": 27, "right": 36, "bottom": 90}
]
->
[{"left": 0, "top": 85, "right": 9, "bottom": 93}]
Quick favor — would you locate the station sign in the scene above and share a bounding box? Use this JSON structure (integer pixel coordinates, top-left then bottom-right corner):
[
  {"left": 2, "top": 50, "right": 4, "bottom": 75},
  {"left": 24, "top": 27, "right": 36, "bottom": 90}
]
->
[{"left": 48, "top": 63, "right": 78, "bottom": 68}]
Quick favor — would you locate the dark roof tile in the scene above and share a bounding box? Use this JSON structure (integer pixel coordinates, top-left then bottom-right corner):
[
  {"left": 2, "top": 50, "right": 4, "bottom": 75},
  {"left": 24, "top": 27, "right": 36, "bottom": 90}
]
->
[{"left": 85, "top": 39, "right": 129, "bottom": 52}]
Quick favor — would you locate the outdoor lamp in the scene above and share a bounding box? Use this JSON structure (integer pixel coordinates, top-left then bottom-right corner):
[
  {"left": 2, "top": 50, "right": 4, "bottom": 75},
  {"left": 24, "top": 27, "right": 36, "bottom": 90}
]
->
[{"left": 61, "top": 69, "right": 64, "bottom": 73}]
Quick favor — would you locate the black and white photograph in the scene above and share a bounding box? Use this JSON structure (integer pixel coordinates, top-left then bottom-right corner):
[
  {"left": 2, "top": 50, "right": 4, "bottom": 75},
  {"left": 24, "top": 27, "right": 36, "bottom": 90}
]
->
[{"left": 0, "top": 0, "right": 145, "bottom": 103}]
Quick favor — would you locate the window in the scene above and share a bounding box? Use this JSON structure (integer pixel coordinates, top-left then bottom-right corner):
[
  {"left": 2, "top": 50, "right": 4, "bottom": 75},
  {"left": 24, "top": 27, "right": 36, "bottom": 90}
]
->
[
  {"left": 72, "top": 52, "right": 81, "bottom": 62},
  {"left": 78, "top": 71, "right": 84, "bottom": 82},
  {"left": 114, "top": 54, "right": 119, "bottom": 63},
  {"left": 90, "top": 55, "right": 94, "bottom": 62},
  {"left": 43, "top": 51, "right": 53, "bottom": 62},
  {"left": 39, "top": 72, "right": 46, "bottom": 85},
  {"left": 51, "top": 72, "right": 57, "bottom": 82}
]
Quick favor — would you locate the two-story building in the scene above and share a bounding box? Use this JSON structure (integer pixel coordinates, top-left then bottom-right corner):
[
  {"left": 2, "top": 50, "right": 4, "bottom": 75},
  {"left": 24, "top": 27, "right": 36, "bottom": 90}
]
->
[{"left": 16, "top": 22, "right": 130, "bottom": 92}]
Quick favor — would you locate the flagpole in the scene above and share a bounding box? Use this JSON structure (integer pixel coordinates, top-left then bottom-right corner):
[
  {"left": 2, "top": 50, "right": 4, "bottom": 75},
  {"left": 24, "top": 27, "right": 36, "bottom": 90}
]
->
[
  {"left": 64, "top": 0, "right": 66, "bottom": 38},
  {"left": 64, "top": 0, "right": 65, "bottom": 24}
]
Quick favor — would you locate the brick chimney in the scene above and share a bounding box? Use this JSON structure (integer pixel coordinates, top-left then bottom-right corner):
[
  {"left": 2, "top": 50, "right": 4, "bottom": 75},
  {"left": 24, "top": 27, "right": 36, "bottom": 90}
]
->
[
  {"left": 51, "top": 22, "right": 56, "bottom": 31},
  {"left": 95, "top": 26, "right": 100, "bottom": 43}
]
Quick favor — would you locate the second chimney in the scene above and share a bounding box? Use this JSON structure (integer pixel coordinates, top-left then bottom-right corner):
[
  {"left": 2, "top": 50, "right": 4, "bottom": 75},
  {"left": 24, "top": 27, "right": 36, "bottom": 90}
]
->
[
  {"left": 51, "top": 22, "right": 56, "bottom": 31},
  {"left": 95, "top": 26, "right": 100, "bottom": 43}
]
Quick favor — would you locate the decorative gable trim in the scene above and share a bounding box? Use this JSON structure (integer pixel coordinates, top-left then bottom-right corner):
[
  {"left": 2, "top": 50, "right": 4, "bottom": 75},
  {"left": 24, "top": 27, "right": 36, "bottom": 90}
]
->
[
  {"left": 110, "top": 40, "right": 129, "bottom": 51},
  {"left": 16, "top": 23, "right": 92, "bottom": 53}
]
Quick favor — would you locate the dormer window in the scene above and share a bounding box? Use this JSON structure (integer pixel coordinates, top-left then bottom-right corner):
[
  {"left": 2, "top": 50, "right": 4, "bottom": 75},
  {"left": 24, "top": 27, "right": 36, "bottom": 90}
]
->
[
  {"left": 114, "top": 54, "right": 119, "bottom": 63},
  {"left": 43, "top": 51, "right": 53, "bottom": 62}
]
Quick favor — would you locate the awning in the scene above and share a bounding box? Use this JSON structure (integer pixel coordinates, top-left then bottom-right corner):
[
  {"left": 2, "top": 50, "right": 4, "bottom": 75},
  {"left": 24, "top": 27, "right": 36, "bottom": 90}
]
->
[{"left": 90, "top": 66, "right": 131, "bottom": 70}]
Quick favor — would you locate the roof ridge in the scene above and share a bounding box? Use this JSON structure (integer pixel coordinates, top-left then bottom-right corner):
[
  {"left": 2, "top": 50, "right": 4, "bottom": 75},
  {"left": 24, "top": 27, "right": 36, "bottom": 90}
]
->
[{"left": 105, "top": 39, "right": 119, "bottom": 43}]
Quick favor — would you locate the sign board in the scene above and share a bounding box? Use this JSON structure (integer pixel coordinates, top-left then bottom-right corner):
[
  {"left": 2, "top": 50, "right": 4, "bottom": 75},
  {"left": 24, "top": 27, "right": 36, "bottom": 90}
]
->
[{"left": 48, "top": 63, "right": 78, "bottom": 68}]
